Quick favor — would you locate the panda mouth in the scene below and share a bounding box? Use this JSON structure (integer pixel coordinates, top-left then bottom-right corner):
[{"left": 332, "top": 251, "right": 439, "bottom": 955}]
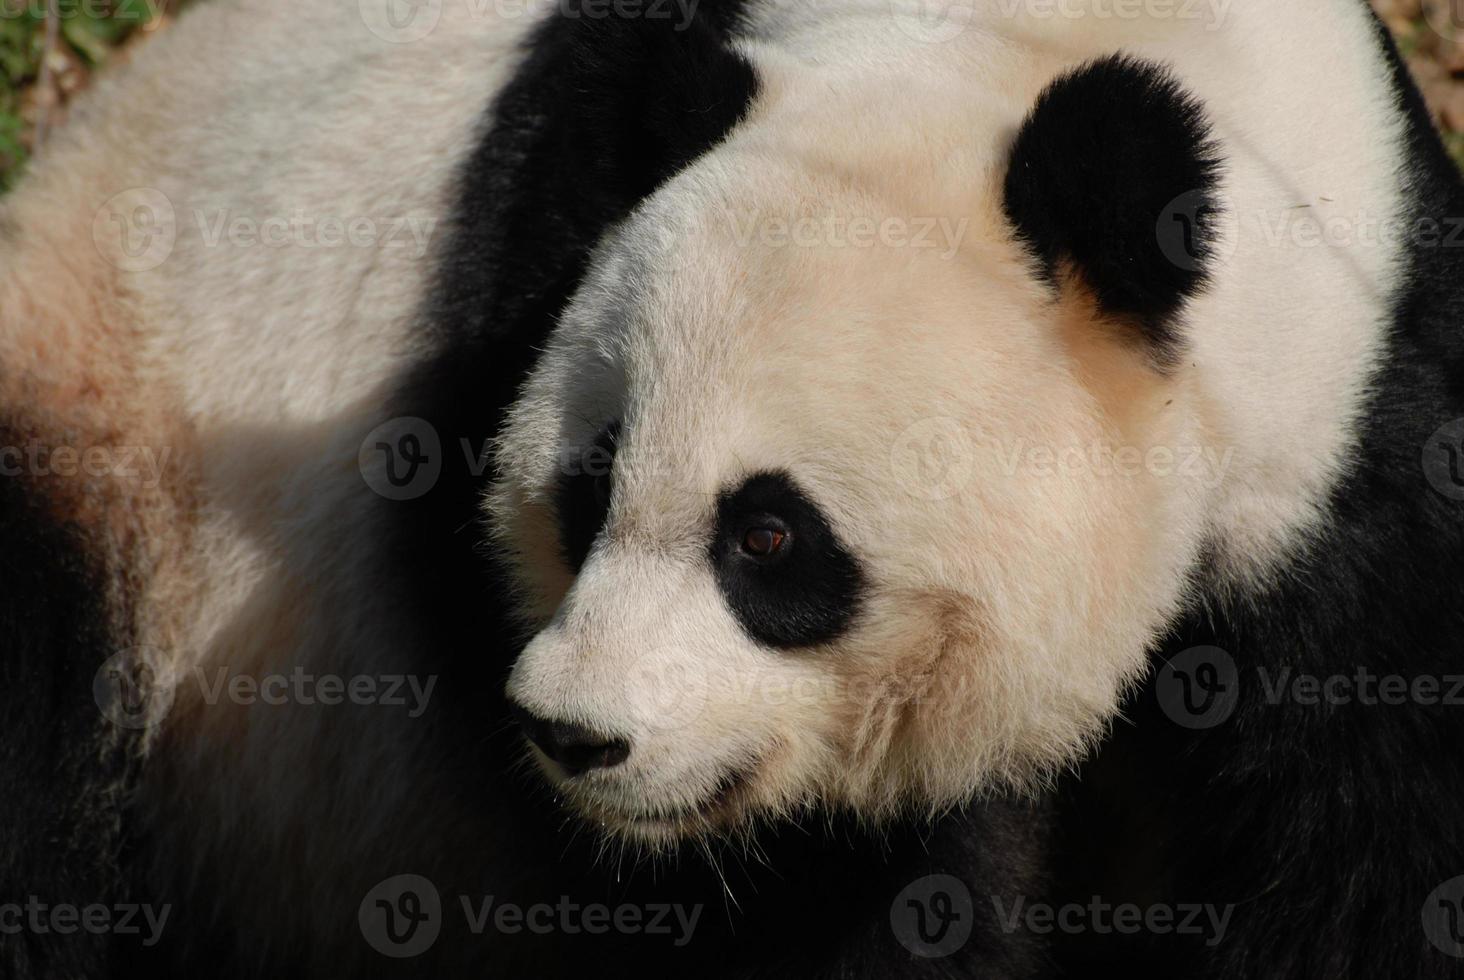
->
[
  {"left": 578, "top": 763, "right": 759, "bottom": 839},
  {"left": 655, "top": 768, "right": 749, "bottom": 821}
]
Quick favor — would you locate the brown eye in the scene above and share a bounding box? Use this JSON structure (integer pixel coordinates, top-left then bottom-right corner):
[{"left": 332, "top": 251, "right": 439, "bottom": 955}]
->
[{"left": 742, "top": 527, "right": 786, "bottom": 557}]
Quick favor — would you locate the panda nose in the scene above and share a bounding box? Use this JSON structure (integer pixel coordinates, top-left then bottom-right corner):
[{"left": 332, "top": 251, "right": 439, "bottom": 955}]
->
[{"left": 508, "top": 700, "right": 631, "bottom": 776}]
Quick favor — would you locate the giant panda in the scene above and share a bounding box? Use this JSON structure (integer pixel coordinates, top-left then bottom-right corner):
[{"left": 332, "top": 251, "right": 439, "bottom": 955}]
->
[{"left": 2, "top": 0, "right": 1461, "bottom": 977}]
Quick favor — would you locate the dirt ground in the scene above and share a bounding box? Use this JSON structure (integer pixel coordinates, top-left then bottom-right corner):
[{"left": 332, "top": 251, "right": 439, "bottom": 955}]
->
[{"left": 1, "top": 1, "right": 1463, "bottom": 192}]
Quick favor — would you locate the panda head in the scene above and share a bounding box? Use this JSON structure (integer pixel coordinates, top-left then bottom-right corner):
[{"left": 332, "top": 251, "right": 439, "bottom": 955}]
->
[{"left": 491, "top": 28, "right": 1224, "bottom": 848}]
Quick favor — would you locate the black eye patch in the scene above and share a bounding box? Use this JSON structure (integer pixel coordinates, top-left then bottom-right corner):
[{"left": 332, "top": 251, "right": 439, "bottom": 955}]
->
[
  {"left": 554, "top": 421, "right": 620, "bottom": 573},
  {"left": 710, "top": 471, "right": 865, "bottom": 649}
]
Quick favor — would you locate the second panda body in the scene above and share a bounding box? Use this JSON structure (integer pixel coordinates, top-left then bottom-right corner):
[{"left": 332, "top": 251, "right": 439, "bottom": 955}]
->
[{"left": 1, "top": 0, "right": 1461, "bottom": 976}]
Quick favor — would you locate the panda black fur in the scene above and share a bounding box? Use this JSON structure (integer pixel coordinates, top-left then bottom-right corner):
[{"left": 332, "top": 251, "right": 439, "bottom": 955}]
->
[
  {"left": 1, "top": 1, "right": 1462, "bottom": 978},
  {"left": 0, "top": 453, "right": 134, "bottom": 978}
]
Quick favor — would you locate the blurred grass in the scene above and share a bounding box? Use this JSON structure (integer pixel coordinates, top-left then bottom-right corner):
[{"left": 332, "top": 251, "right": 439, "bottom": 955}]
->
[
  {"left": 0, "top": 0, "right": 1460, "bottom": 195},
  {"left": 0, "top": 0, "right": 177, "bottom": 192}
]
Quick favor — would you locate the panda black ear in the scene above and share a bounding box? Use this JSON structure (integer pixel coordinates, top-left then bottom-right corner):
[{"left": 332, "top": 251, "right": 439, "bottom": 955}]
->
[
  {"left": 1002, "top": 55, "right": 1223, "bottom": 358},
  {"left": 550, "top": 4, "right": 758, "bottom": 210}
]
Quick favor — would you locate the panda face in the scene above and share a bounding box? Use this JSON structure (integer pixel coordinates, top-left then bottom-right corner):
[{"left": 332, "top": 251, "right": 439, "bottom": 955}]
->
[
  {"left": 491, "top": 58, "right": 1224, "bottom": 847},
  {"left": 491, "top": 181, "right": 1198, "bottom": 848}
]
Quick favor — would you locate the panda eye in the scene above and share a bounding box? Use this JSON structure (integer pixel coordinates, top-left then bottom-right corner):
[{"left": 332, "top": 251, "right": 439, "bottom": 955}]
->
[
  {"left": 711, "top": 472, "right": 865, "bottom": 650},
  {"left": 741, "top": 525, "right": 788, "bottom": 558}
]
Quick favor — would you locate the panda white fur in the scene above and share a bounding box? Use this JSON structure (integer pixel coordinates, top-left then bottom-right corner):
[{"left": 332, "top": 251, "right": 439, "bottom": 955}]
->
[{"left": 1, "top": 0, "right": 1460, "bottom": 976}]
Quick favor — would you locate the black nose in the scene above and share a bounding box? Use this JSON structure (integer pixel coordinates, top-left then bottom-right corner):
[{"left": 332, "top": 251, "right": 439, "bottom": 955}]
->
[{"left": 508, "top": 700, "right": 631, "bottom": 776}]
